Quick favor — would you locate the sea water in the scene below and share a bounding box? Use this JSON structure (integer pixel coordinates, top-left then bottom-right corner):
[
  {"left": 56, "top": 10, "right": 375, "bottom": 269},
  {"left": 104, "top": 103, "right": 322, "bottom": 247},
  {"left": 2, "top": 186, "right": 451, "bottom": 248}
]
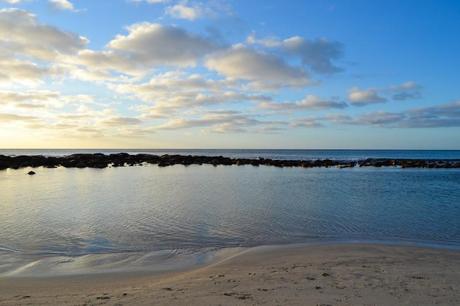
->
[{"left": 1, "top": 150, "right": 459, "bottom": 276}]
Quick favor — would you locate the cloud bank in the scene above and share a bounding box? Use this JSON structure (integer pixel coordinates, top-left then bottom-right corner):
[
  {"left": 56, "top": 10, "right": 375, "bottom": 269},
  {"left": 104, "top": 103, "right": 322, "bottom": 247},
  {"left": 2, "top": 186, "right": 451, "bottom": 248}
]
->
[{"left": 0, "top": 4, "right": 455, "bottom": 148}]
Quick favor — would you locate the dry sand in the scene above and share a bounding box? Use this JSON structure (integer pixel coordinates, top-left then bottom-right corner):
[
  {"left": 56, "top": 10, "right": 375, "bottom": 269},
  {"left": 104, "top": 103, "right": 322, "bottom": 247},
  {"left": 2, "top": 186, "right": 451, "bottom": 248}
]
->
[{"left": 1, "top": 243, "right": 459, "bottom": 305}]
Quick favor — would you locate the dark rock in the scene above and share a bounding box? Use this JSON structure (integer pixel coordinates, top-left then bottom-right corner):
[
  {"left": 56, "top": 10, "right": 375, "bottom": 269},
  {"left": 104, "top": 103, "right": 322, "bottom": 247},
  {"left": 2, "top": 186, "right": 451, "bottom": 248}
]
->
[
  {"left": 0, "top": 154, "right": 458, "bottom": 171},
  {"left": 27, "top": 171, "right": 36, "bottom": 175}
]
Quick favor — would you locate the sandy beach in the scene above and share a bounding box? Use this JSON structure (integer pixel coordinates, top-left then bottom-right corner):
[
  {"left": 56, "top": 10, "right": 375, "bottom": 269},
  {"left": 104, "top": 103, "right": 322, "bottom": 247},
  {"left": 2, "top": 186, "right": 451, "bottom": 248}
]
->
[{"left": 1, "top": 243, "right": 459, "bottom": 305}]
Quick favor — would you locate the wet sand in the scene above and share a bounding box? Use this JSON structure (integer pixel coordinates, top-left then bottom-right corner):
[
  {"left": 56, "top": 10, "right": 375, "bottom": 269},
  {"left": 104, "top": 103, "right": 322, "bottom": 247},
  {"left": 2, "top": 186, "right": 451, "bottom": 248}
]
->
[{"left": 1, "top": 243, "right": 459, "bottom": 305}]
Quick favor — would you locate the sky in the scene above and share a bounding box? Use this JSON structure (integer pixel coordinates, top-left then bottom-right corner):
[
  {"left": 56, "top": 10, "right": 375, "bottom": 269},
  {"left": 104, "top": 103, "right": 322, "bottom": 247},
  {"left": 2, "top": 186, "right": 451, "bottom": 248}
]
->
[{"left": 0, "top": 0, "right": 459, "bottom": 149}]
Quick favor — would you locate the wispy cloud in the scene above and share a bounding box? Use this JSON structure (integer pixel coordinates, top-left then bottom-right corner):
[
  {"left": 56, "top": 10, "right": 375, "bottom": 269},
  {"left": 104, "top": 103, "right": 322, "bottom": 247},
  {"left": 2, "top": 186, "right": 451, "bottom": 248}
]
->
[
  {"left": 348, "top": 87, "right": 387, "bottom": 105},
  {"left": 327, "top": 101, "right": 460, "bottom": 128},
  {"left": 259, "top": 95, "right": 347, "bottom": 112},
  {"left": 166, "top": 2, "right": 202, "bottom": 20},
  {"left": 247, "top": 33, "right": 344, "bottom": 74},
  {"left": 390, "top": 81, "right": 422, "bottom": 101},
  {"left": 130, "top": 0, "right": 169, "bottom": 4},
  {"left": 49, "top": 0, "right": 78, "bottom": 11},
  {"left": 158, "top": 111, "right": 287, "bottom": 133},
  {"left": 348, "top": 82, "right": 423, "bottom": 106}
]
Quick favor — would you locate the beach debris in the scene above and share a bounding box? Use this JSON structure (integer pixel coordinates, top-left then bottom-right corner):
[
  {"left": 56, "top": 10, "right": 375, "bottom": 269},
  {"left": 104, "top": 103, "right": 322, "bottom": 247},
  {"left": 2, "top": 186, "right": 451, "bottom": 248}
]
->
[
  {"left": 223, "top": 292, "right": 252, "bottom": 300},
  {"left": 410, "top": 275, "right": 426, "bottom": 279}
]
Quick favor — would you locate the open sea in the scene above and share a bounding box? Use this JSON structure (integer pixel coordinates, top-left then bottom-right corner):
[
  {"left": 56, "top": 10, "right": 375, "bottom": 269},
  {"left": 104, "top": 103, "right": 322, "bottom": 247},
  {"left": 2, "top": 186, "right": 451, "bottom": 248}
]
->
[{"left": 1, "top": 149, "right": 460, "bottom": 276}]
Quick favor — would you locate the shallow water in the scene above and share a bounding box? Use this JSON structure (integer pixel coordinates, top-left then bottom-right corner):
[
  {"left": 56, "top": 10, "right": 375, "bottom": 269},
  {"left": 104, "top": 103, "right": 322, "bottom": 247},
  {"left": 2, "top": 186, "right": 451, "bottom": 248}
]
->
[{"left": 1, "top": 164, "right": 460, "bottom": 258}]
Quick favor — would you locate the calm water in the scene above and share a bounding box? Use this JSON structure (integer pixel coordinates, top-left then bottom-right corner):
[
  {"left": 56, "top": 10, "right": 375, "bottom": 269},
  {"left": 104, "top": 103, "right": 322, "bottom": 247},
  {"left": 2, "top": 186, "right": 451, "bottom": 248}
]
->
[{"left": 1, "top": 150, "right": 460, "bottom": 275}]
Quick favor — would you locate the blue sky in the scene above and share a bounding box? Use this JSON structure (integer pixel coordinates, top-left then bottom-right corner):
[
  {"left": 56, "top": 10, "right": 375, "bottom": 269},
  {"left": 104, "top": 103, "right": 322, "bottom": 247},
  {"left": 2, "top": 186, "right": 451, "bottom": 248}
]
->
[{"left": 0, "top": 0, "right": 459, "bottom": 149}]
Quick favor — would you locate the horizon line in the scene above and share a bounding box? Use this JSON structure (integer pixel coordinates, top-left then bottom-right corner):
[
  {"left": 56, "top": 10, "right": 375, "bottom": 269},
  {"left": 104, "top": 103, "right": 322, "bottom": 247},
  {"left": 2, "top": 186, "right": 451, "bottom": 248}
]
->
[{"left": 1, "top": 148, "right": 460, "bottom": 151}]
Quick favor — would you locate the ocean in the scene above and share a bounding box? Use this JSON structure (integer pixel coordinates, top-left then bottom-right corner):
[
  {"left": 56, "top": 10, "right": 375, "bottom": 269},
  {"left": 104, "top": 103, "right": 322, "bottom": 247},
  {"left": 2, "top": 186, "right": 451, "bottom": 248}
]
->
[{"left": 1, "top": 149, "right": 459, "bottom": 276}]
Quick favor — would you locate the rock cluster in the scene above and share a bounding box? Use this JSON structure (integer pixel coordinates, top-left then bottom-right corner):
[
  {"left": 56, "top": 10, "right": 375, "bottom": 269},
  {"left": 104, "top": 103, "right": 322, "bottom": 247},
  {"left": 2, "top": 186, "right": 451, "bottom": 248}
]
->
[
  {"left": 0, "top": 153, "right": 459, "bottom": 171},
  {"left": 358, "top": 158, "right": 460, "bottom": 168}
]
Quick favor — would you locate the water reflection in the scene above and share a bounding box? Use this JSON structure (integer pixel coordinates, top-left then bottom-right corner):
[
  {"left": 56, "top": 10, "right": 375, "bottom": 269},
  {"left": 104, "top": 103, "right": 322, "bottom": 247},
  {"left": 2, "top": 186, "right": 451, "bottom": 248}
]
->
[{"left": 1, "top": 165, "right": 460, "bottom": 257}]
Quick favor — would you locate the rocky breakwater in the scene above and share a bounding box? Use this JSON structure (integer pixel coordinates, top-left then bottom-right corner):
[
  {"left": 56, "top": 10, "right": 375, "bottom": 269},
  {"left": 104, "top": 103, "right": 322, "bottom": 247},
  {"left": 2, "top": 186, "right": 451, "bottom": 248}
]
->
[
  {"left": 0, "top": 154, "right": 459, "bottom": 171},
  {"left": 358, "top": 158, "right": 460, "bottom": 168}
]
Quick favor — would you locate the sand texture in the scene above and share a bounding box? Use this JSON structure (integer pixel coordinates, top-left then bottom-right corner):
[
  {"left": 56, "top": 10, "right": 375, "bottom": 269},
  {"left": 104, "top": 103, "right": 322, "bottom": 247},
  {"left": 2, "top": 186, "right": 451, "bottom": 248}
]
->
[{"left": 1, "top": 243, "right": 459, "bottom": 305}]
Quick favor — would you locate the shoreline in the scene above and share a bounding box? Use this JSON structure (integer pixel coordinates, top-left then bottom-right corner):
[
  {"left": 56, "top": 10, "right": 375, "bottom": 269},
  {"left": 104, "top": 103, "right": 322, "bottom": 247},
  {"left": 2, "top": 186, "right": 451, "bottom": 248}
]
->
[
  {"left": 2, "top": 239, "right": 460, "bottom": 279},
  {"left": 1, "top": 243, "right": 459, "bottom": 305},
  {"left": 2, "top": 153, "right": 460, "bottom": 171}
]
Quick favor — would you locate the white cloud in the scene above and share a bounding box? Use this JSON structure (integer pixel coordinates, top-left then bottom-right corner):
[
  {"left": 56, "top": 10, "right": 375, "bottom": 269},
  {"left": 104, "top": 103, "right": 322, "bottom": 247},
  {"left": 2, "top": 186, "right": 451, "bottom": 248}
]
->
[
  {"left": 165, "top": 1, "right": 233, "bottom": 20},
  {"left": 206, "top": 45, "right": 311, "bottom": 89},
  {"left": 113, "top": 71, "right": 270, "bottom": 117},
  {"left": 49, "top": 0, "right": 75, "bottom": 11},
  {"left": 68, "top": 23, "right": 219, "bottom": 80},
  {"left": 166, "top": 3, "right": 202, "bottom": 20},
  {"left": 1, "top": 6, "right": 443, "bottom": 141},
  {"left": 246, "top": 33, "right": 281, "bottom": 48},
  {"left": 0, "top": 58, "right": 48, "bottom": 85},
  {"left": 7, "top": 104, "right": 150, "bottom": 138},
  {"left": 0, "top": 9, "right": 88, "bottom": 60},
  {"left": 108, "top": 23, "right": 216, "bottom": 66},
  {"left": 348, "top": 87, "right": 387, "bottom": 106},
  {"left": 69, "top": 49, "right": 144, "bottom": 78},
  {"left": 114, "top": 71, "right": 233, "bottom": 97},
  {"left": 0, "top": 8, "right": 87, "bottom": 84}
]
